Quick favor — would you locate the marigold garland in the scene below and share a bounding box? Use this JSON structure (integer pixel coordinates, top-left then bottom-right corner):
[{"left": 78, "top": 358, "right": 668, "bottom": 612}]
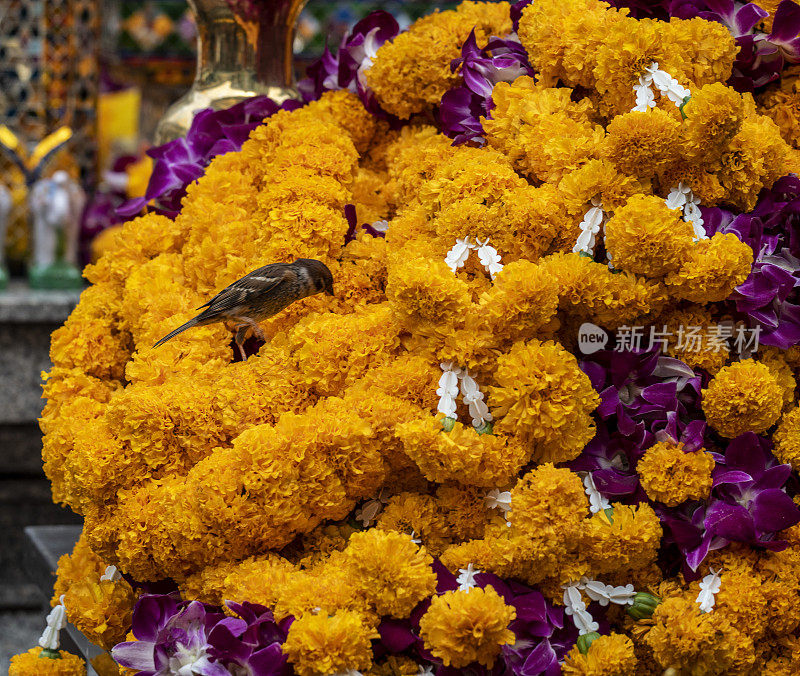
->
[{"left": 26, "top": 0, "right": 800, "bottom": 674}]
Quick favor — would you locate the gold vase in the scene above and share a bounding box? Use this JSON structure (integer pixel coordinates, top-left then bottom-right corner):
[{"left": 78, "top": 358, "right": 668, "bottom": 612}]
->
[{"left": 154, "top": 0, "right": 308, "bottom": 144}]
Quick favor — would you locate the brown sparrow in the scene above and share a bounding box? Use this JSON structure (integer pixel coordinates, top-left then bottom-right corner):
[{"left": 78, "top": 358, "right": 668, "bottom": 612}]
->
[{"left": 154, "top": 258, "right": 334, "bottom": 359}]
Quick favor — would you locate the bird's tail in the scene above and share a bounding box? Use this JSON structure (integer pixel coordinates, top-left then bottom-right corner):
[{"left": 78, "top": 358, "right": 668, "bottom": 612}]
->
[{"left": 153, "top": 317, "right": 201, "bottom": 349}]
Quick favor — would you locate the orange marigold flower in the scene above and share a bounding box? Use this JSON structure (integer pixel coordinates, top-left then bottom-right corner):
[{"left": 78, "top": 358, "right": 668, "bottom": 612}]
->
[{"left": 637, "top": 442, "right": 715, "bottom": 507}]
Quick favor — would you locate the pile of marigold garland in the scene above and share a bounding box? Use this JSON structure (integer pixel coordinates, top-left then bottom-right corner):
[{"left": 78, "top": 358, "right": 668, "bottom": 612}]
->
[{"left": 11, "top": 0, "right": 800, "bottom": 675}]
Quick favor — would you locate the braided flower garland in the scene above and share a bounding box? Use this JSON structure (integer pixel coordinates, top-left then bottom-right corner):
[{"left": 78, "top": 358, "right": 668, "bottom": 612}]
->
[{"left": 13, "top": 1, "right": 800, "bottom": 675}]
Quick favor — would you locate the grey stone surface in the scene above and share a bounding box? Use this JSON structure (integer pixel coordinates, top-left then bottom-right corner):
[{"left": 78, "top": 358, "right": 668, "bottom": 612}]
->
[
  {"left": 0, "top": 478, "right": 81, "bottom": 610},
  {"left": 0, "top": 322, "right": 59, "bottom": 423},
  {"left": 0, "top": 610, "right": 44, "bottom": 673},
  {"left": 0, "top": 280, "right": 82, "bottom": 323},
  {"left": 0, "top": 424, "right": 43, "bottom": 474}
]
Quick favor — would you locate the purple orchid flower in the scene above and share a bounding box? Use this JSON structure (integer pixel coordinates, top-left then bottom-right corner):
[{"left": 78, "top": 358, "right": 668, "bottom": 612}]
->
[
  {"left": 580, "top": 349, "right": 702, "bottom": 445},
  {"left": 344, "top": 203, "right": 387, "bottom": 244},
  {"left": 113, "top": 596, "right": 228, "bottom": 676},
  {"left": 440, "top": 32, "right": 534, "bottom": 145},
  {"left": 570, "top": 425, "right": 645, "bottom": 502},
  {"left": 118, "top": 96, "right": 297, "bottom": 219},
  {"left": 510, "top": 0, "right": 533, "bottom": 32},
  {"left": 113, "top": 595, "right": 291, "bottom": 676},
  {"left": 660, "top": 433, "right": 800, "bottom": 571},
  {"left": 298, "top": 11, "right": 399, "bottom": 115},
  {"left": 708, "top": 176, "right": 800, "bottom": 349}
]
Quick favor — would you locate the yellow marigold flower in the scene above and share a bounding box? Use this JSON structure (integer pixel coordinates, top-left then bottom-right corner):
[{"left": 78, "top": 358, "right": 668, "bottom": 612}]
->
[
  {"left": 366, "top": 1, "right": 511, "bottom": 118},
  {"left": 387, "top": 256, "right": 472, "bottom": 336},
  {"left": 702, "top": 359, "right": 783, "bottom": 438},
  {"left": 397, "top": 417, "right": 530, "bottom": 488},
  {"left": 343, "top": 529, "right": 437, "bottom": 618},
  {"left": 718, "top": 115, "right": 793, "bottom": 212},
  {"left": 664, "top": 232, "right": 753, "bottom": 303},
  {"left": 682, "top": 83, "right": 746, "bottom": 165},
  {"left": 90, "top": 652, "right": 124, "bottom": 676},
  {"left": 562, "top": 633, "right": 637, "bottom": 675},
  {"left": 582, "top": 504, "right": 662, "bottom": 576},
  {"left": 637, "top": 442, "right": 715, "bottom": 507},
  {"left": 661, "top": 306, "right": 729, "bottom": 374},
  {"left": 419, "top": 586, "right": 516, "bottom": 668},
  {"left": 759, "top": 65, "right": 800, "bottom": 148},
  {"left": 9, "top": 647, "right": 87, "bottom": 676},
  {"left": 217, "top": 555, "right": 296, "bottom": 608},
  {"left": 377, "top": 492, "right": 452, "bottom": 556},
  {"left": 645, "top": 594, "right": 755, "bottom": 675},
  {"left": 661, "top": 17, "right": 738, "bottom": 88},
  {"left": 759, "top": 346, "right": 797, "bottom": 411},
  {"left": 603, "top": 109, "right": 682, "bottom": 178},
  {"left": 558, "top": 159, "right": 646, "bottom": 216},
  {"left": 63, "top": 577, "right": 136, "bottom": 651},
  {"left": 435, "top": 483, "right": 493, "bottom": 542},
  {"left": 490, "top": 340, "right": 599, "bottom": 462},
  {"left": 604, "top": 195, "right": 694, "bottom": 278},
  {"left": 775, "top": 407, "right": 800, "bottom": 472},
  {"left": 283, "top": 609, "right": 379, "bottom": 676},
  {"left": 510, "top": 464, "right": 588, "bottom": 537},
  {"left": 472, "top": 260, "right": 560, "bottom": 349},
  {"left": 484, "top": 79, "right": 604, "bottom": 183},
  {"left": 540, "top": 253, "right": 667, "bottom": 328}
]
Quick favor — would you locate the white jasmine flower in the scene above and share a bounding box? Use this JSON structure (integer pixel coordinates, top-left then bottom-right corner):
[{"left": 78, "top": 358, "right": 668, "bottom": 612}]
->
[
  {"left": 355, "top": 499, "right": 383, "bottom": 527},
  {"left": 632, "top": 82, "right": 656, "bottom": 111},
  {"left": 417, "top": 666, "right": 435, "bottom": 676},
  {"left": 665, "top": 183, "right": 691, "bottom": 210},
  {"left": 582, "top": 578, "right": 636, "bottom": 606},
  {"left": 370, "top": 219, "right": 389, "bottom": 233},
  {"left": 444, "top": 236, "right": 474, "bottom": 273},
  {"left": 437, "top": 363, "right": 462, "bottom": 419},
  {"left": 582, "top": 472, "right": 611, "bottom": 514},
  {"left": 39, "top": 595, "right": 67, "bottom": 651},
  {"left": 457, "top": 563, "right": 481, "bottom": 592},
  {"left": 696, "top": 568, "right": 722, "bottom": 613},
  {"left": 573, "top": 606, "right": 600, "bottom": 636},
  {"left": 460, "top": 372, "right": 493, "bottom": 427},
  {"left": 476, "top": 239, "right": 504, "bottom": 279},
  {"left": 409, "top": 530, "right": 422, "bottom": 545},
  {"left": 485, "top": 488, "right": 512, "bottom": 513},
  {"left": 562, "top": 583, "right": 586, "bottom": 616},
  {"left": 100, "top": 565, "right": 121, "bottom": 582}
]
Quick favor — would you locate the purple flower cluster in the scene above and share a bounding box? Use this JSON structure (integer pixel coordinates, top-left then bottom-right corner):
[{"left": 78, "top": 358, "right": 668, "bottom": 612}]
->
[
  {"left": 118, "top": 96, "right": 298, "bottom": 219},
  {"left": 439, "top": 32, "right": 534, "bottom": 146},
  {"left": 298, "top": 11, "right": 400, "bottom": 116},
  {"left": 112, "top": 594, "right": 291, "bottom": 676},
  {"left": 706, "top": 175, "right": 800, "bottom": 349},
  {"left": 660, "top": 433, "right": 800, "bottom": 572},
  {"left": 378, "top": 561, "right": 574, "bottom": 676}
]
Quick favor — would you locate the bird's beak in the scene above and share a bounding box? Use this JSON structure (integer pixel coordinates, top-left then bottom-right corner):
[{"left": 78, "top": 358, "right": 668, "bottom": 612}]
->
[{"left": 325, "top": 286, "right": 335, "bottom": 296}]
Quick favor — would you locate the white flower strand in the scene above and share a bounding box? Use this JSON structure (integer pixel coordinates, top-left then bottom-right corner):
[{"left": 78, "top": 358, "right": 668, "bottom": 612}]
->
[
  {"left": 581, "top": 578, "right": 636, "bottom": 607},
  {"left": 485, "top": 488, "right": 512, "bottom": 514},
  {"left": 476, "top": 238, "right": 504, "bottom": 279},
  {"left": 457, "top": 563, "right": 481, "bottom": 592},
  {"left": 438, "top": 363, "right": 493, "bottom": 428},
  {"left": 632, "top": 62, "right": 691, "bottom": 112},
  {"left": 444, "top": 236, "right": 504, "bottom": 279},
  {"left": 437, "top": 362, "right": 462, "bottom": 418},
  {"left": 573, "top": 197, "right": 605, "bottom": 258},
  {"left": 696, "top": 568, "right": 722, "bottom": 613},
  {"left": 562, "top": 582, "right": 599, "bottom": 636},
  {"left": 39, "top": 595, "right": 67, "bottom": 652},
  {"left": 582, "top": 472, "right": 611, "bottom": 514},
  {"left": 460, "top": 371, "right": 493, "bottom": 428},
  {"left": 100, "top": 565, "right": 121, "bottom": 582},
  {"left": 445, "top": 236, "right": 474, "bottom": 273},
  {"left": 666, "top": 182, "right": 708, "bottom": 241}
]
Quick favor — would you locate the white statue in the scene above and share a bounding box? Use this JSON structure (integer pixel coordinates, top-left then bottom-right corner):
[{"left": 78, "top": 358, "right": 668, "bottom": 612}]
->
[
  {"left": 28, "top": 170, "right": 85, "bottom": 288},
  {"left": 0, "top": 183, "right": 11, "bottom": 289}
]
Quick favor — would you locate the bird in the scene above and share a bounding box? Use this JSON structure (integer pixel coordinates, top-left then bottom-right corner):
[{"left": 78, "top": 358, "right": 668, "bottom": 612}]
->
[{"left": 153, "top": 258, "right": 334, "bottom": 359}]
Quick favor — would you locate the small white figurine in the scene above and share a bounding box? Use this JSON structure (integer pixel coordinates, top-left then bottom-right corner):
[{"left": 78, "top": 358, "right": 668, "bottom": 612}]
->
[{"left": 28, "top": 170, "right": 85, "bottom": 289}]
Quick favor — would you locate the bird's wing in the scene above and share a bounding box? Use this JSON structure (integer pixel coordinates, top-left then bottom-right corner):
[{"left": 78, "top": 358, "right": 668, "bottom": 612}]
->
[{"left": 197, "top": 264, "right": 292, "bottom": 316}]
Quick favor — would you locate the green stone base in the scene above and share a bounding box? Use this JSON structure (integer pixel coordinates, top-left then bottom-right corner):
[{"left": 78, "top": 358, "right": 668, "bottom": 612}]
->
[
  {"left": 0, "top": 266, "right": 7, "bottom": 291},
  {"left": 27, "top": 262, "right": 84, "bottom": 291}
]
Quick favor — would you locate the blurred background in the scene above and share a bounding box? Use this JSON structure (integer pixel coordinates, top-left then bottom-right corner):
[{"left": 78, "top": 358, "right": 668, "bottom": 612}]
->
[{"left": 0, "top": 0, "right": 465, "bottom": 668}]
